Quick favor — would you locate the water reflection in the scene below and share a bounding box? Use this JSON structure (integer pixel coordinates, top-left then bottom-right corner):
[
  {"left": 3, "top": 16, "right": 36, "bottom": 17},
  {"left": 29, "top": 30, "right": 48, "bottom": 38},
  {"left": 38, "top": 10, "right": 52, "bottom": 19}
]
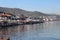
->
[{"left": 0, "top": 21, "right": 60, "bottom": 40}]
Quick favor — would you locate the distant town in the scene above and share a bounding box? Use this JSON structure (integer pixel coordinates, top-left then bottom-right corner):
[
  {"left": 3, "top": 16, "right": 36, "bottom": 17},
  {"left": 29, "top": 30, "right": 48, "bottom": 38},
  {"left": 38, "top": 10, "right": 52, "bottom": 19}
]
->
[{"left": 0, "top": 7, "right": 60, "bottom": 27}]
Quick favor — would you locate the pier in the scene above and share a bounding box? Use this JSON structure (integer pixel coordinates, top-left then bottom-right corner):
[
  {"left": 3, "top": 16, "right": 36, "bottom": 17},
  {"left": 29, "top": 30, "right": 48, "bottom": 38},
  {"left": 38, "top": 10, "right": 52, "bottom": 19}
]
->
[{"left": 0, "top": 19, "right": 44, "bottom": 27}]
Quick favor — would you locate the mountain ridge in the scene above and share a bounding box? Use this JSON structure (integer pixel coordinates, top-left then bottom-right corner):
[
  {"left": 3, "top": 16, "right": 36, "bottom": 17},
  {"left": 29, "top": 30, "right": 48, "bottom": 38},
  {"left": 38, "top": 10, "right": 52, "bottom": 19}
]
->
[{"left": 0, "top": 7, "right": 59, "bottom": 18}]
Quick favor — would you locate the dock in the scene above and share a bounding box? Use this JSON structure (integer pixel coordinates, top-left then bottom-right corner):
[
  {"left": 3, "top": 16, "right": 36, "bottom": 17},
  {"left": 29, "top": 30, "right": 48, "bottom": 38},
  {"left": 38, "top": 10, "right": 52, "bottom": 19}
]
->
[{"left": 0, "top": 19, "right": 44, "bottom": 27}]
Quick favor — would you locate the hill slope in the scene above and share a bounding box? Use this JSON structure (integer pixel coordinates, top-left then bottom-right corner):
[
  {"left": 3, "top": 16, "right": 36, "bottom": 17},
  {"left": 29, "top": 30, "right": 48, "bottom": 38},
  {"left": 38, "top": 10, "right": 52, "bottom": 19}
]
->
[{"left": 0, "top": 7, "right": 58, "bottom": 18}]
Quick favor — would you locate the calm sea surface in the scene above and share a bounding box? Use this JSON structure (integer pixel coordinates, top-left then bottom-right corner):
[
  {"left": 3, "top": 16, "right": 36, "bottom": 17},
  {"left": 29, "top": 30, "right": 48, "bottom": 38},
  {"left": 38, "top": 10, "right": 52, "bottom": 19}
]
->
[{"left": 0, "top": 21, "right": 60, "bottom": 40}]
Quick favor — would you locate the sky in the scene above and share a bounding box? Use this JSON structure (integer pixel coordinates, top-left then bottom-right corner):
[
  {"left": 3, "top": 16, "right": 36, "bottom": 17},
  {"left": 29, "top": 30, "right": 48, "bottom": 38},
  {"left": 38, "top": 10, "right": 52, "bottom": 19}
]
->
[{"left": 0, "top": 0, "right": 60, "bottom": 14}]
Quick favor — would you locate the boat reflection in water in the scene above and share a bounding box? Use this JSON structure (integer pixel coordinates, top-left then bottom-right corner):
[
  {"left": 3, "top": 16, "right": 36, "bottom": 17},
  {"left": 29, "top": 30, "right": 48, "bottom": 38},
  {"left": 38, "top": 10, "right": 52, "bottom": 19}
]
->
[{"left": 0, "top": 21, "right": 60, "bottom": 40}]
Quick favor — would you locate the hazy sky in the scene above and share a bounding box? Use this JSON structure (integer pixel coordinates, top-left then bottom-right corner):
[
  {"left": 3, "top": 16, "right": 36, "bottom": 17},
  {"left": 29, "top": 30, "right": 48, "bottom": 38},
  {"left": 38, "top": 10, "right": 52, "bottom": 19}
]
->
[{"left": 0, "top": 0, "right": 60, "bottom": 14}]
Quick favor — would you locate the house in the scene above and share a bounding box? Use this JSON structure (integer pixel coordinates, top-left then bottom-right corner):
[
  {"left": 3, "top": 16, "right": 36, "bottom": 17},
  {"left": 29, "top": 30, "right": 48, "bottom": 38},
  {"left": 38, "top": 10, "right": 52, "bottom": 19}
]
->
[{"left": 0, "top": 12, "right": 16, "bottom": 22}]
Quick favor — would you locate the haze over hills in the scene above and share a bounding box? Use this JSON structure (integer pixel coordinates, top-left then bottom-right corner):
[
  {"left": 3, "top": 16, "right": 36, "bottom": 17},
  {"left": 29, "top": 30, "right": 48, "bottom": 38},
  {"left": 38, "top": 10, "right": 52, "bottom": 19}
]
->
[{"left": 0, "top": 7, "right": 60, "bottom": 18}]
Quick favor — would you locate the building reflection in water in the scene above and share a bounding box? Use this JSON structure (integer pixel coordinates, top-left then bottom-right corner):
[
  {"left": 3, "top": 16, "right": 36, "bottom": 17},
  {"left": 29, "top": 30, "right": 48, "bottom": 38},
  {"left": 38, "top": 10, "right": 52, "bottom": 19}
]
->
[
  {"left": 0, "top": 22, "right": 59, "bottom": 40},
  {"left": 0, "top": 27, "right": 13, "bottom": 40},
  {"left": 0, "top": 23, "right": 44, "bottom": 40}
]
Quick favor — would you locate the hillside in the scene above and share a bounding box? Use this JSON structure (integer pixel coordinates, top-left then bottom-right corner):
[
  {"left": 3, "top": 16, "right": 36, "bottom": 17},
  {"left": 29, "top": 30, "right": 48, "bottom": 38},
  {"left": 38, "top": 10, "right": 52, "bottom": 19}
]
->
[
  {"left": 0, "top": 7, "right": 59, "bottom": 18},
  {"left": 0, "top": 7, "right": 49, "bottom": 17}
]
